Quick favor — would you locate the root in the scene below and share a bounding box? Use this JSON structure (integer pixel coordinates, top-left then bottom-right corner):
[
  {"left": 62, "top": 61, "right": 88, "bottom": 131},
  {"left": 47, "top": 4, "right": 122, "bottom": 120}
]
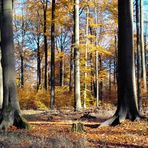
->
[{"left": 0, "top": 106, "right": 30, "bottom": 130}]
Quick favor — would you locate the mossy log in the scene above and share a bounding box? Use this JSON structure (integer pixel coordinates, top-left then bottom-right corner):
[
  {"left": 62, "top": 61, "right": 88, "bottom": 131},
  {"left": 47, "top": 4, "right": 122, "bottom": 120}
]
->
[
  {"left": 0, "top": 106, "right": 30, "bottom": 130},
  {"left": 71, "top": 122, "right": 86, "bottom": 133}
]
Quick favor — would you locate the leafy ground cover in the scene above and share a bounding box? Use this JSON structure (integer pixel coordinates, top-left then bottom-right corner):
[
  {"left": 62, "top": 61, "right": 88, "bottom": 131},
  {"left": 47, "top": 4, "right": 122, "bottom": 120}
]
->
[{"left": 0, "top": 103, "right": 147, "bottom": 148}]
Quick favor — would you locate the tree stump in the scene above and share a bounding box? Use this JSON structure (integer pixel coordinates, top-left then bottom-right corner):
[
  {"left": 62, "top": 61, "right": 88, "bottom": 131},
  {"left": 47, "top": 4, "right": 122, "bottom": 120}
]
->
[{"left": 71, "top": 122, "right": 85, "bottom": 133}]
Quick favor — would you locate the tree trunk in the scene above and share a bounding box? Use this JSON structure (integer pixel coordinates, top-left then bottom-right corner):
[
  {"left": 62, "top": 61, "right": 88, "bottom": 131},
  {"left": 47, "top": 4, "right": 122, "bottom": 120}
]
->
[
  {"left": 43, "top": 1, "right": 48, "bottom": 90},
  {"left": 37, "top": 36, "right": 41, "bottom": 90},
  {"left": 50, "top": 0, "right": 56, "bottom": 110},
  {"left": 101, "top": 0, "right": 140, "bottom": 126},
  {"left": 83, "top": 6, "right": 89, "bottom": 109},
  {"left": 74, "top": 0, "right": 82, "bottom": 111},
  {"left": 140, "top": 0, "right": 147, "bottom": 90},
  {"left": 69, "top": 34, "right": 74, "bottom": 92},
  {"left": 136, "top": 0, "right": 141, "bottom": 110},
  {"left": 95, "top": 4, "right": 99, "bottom": 107},
  {"left": 60, "top": 44, "right": 64, "bottom": 87},
  {"left": 0, "top": 0, "right": 29, "bottom": 129}
]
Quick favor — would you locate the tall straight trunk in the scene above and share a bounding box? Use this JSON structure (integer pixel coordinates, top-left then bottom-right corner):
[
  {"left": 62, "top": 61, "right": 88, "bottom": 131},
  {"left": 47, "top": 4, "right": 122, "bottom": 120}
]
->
[
  {"left": 37, "top": 36, "right": 41, "bottom": 90},
  {"left": 20, "top": 54, "right": 24, "bottom": 87},
  {"left": 50, "top": 0, "right": 56, "bottom": 110},
  {"left": 99, "top": 55, "right": 103, "bottom": 101},
  {"left": 83, "top": 6, "right": 89, "bottom": 109},
  {"left": 43, "top": 1, "right": 48, "bottom": 90},
  {"left": 101, "top": 0, "right": 140, "bottom": 127},
  {"left": 74, "top": 0, "right": 81, "bottom": 111},
  {"left": 0, "top": 4, "right": 3, "bottom": 108},
  {"left": 69, "top": 34, "right": 74, "bottom": 92},
  {"left": 0, "top": 0, "right": 28, "bottom": 129},
  {"left": 95, "top": 4, "right": 99, "bottom": 107},
  {"left": 109, "top": 58, "right": 112, "bottom": 100},
  {"left": 60, "top": 37, "right": 64, "bottom": 86},
  {"left": 113, "top": 35, "right": 117, "bottom": 86},
  {"left": 136, "top": 0, "right": 141, "bottom": 110},
  {"left": 140, "top": 0, "right": 147, "bottom": 90}
]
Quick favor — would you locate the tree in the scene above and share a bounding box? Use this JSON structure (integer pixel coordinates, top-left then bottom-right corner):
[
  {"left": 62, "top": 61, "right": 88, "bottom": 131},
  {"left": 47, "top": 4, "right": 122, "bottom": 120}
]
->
[
  {"left": 101, "top": 0, "right": 140, "bottom": 126},
  {"left": 0, "top": 0, "right": 28, "bottom": 129},
  {"left": 50, "top": 0, "right": 56, "bottom": 110},
  {"left": 140, "top": 0, "right": 147, "bottom": 90},
  {"left": 74, "top": 0, "right": 82, "bottom": 111},
  {"left": 43, "top": 0, "right": 48, "bottom": 90}
]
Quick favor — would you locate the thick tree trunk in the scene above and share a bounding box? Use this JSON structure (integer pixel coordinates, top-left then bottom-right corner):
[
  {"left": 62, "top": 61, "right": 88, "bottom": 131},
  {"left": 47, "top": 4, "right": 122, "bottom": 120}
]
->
[
  {"left": 101, "top": 0, "right": 140, "bottom": 126},
  {"left": 74, "top": 0, "right": 82, "bottom": 111},
  {"left": 0, "top": 0, "right": 29, "bottom": 129},
  {"left": 50, "top": 0, "right": 56, "bottom": 110}
]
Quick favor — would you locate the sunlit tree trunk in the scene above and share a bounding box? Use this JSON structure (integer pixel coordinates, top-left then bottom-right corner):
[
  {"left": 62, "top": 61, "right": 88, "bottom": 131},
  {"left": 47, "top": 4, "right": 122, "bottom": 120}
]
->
[
  {"left": 95, "top": 3, "right": 99, "bottom": 107},
  {"left": 50, "top": 0, "right": 56, "bottom": 110},
  {"left": 101, "top": 0, "right": 140, "bottom": 126},
  {"left": 74, "top": 0, "right": 82, "bottom": 111},
  {"left": 83, "top": 6, "right": 89, "bottom": 109},
  {"left": 140, "top": 0, "right": 147, "bottom": 90},
  {"left": 0, "top": 0, "right": 28, "bottom": 129}
]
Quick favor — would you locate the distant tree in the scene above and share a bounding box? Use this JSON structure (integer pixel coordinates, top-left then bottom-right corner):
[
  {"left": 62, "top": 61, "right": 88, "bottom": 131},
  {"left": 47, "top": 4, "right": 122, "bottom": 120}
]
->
[
  {"left": 0, "top": 0, "right": 28, "bottom": 129},
  {"left": 101, "top": 0, "right": 141, "bottom": 126},
  {"left": 74, "top": 0, "right": 82, "bottom": 111}
]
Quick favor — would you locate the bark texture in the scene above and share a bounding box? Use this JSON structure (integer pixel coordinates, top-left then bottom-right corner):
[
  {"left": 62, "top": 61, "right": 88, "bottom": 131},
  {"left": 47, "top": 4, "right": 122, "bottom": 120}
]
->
[{"left": 0, "top": 0, "right": 29, "bottom": 129}]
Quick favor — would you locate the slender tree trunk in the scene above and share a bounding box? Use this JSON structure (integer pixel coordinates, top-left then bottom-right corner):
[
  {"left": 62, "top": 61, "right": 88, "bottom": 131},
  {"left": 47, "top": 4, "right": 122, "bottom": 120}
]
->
[
  {"left": 95, "top": 4, "right": 99, "bottom": 107},
  {"left": 69, "top": 34, "right": 74, "bottom": 92},
  {"left": 136, "top": 0, "right": 141, "bottom": 110},
  {"left": 20, "top": 54, "right": 24, "bottom": 87},
  {"left": 140, "top": 0, "right": 147, "bottom": 90},
  {"left": 109, "top": 58, "right": 112, "bottom": 100},
  {"left": 74, "top": 0, "right": 82, "bottom": 111},
  {"left": 43, "top": 1, "right": 48, "bottom": 90},
  {"left": 0, "top": 0, "right": 28, "bottom": 129},
  {"left": 83, "top": 6, "right": 89, "bottom": 109},
  {"left": 37, "top": 36, "right": 41, "bottom": 90},
  {"left": 50, "top": 0, "right": 56, "bottom": 110},
  {"left": 99, "top": 55, "right": 103, "bottom": 101},
  {"left": 60, "top": 40, "right": 64, "bottom": 86}
]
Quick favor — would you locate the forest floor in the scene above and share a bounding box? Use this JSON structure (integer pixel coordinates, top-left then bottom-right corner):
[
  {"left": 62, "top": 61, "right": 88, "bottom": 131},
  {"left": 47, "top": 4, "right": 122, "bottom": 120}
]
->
[{"left": 0, "top": 102, "right": 147, "bottom": 148}]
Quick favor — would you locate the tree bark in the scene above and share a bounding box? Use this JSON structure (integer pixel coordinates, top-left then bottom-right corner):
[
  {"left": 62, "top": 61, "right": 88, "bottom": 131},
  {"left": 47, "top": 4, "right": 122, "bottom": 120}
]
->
[
  {"left": 74, "top": 0, "right": 82, "bottom": 111},
  {"left": 0, "top": 0, "right": 29, "bottom": 129},
  {"left": 136, "top": 0, "right": 141, "bottom": 110},
  {"left": 101, "top": 0, "right": 140, "bottom": 126},
  {"left": 140, "top": 0, "right": 147, "bottom": 91}
]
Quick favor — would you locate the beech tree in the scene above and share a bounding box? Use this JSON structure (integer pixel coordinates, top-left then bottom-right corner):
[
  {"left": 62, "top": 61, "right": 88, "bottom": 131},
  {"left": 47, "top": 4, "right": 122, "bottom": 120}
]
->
[
  {"left": 0, "top": 0, "right": 28, "bottom": 129},
  {"left": 101, "top": 0, "right": 140, "bottom": 126},
  {"left": 74, "top": 0, "right": 82, "bottom": 111}
]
